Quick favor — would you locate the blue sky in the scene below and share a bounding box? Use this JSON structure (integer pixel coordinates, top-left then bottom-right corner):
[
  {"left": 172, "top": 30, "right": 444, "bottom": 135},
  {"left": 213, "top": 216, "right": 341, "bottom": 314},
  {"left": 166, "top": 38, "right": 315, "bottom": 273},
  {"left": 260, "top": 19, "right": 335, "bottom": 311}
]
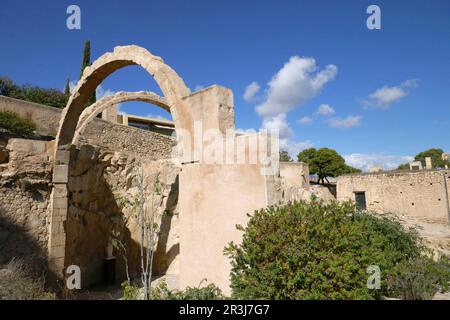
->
[{"left": 1, "top": 0, "right": 449, "bottom": 170}]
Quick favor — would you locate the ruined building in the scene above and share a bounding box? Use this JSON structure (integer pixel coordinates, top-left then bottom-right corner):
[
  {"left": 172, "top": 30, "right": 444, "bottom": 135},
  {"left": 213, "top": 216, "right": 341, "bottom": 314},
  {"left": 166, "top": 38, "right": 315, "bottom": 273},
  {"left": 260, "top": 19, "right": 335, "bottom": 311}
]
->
[{"left": 0, "top": 45, "right": 312, "bottom": 294}]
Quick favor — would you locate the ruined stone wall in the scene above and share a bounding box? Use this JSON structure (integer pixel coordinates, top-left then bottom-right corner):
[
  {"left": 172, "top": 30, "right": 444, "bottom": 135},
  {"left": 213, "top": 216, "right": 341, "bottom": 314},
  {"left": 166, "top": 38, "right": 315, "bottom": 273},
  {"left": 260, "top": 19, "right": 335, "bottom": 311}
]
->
[
  {"left": 0, "top": 128, "right": 179, "bottom": 288},
  {"left": 0, "top": 96, "right": 176, "bottom": 160},
  {"left": 64, "top": 145, "right": 180, "bottom": 287},
  {"left": 78, "top": 119, "right": 175, "bottom": 160},
  {"left": 0, "top": 139, "right": 53, "bottom": 272},
  {"left": 337, "top": 170, "right": 450, "bottom": 224}
]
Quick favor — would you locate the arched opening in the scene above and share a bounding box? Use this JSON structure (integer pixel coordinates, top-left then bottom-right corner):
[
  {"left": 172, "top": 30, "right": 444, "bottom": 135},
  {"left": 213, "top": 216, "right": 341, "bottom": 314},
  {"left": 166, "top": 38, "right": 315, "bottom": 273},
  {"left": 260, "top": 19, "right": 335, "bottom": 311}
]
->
[
  {"left": 49, "top": 45, "right": 191, "bottom": 288},
  {"left": 73, "top": 91, "right": 171, "bottom": 144}
]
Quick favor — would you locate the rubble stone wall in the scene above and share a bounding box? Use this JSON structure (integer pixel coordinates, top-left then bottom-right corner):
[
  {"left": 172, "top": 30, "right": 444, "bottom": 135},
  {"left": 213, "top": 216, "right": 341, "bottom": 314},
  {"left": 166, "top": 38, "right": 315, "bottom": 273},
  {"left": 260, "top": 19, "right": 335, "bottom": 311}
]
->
[{"left": 337, "top": 170, "right": 450, "bottom": 224}]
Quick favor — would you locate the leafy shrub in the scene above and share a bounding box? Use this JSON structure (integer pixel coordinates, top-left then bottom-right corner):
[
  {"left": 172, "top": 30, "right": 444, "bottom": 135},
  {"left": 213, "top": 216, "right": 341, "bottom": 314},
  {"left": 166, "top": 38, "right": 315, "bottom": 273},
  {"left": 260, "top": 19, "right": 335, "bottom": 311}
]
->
[
  {"left": 121, "top": 279, "right": 225, "bottom": 300},
  {"left": 0, "top": 258, "right": 55, "bottom": 300},
  {"left": 0, "top": 77, "right": 68, "bottom": 109},
  {"left": 224, "top": 200, "right": 450, "bottom": 300},
  {"left": 121, "top": 281, "right": 140, "bottom": 300},
  {"left": 151, "top": 280, "right": 225, "bottom": 300},
  {"left": 386, "top": 256, "right": 450, "bottom": 300},
  {"left": 0, "top": 110, "right": 36, "bottom": 136}
]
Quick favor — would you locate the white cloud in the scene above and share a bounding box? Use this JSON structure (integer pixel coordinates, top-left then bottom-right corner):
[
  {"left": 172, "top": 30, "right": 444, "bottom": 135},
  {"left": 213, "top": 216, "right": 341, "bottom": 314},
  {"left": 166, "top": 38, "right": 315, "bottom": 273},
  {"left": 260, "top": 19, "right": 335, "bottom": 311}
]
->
[
  {"left": 344, "top": 153, "right": 414, "bottom": 171},
  {"left": 261, "top": 113, "right": 314, "bottom": 158},
  {"left": 96, "top": 85, "right": 115, "bottom": 100},
  {"left": 194, "top": 84, "right": 204, "bottom": 91},
  {"left": 146, "top": 114, "right": 172, "bottom": 121},
  {"left": 243, "top": 81, "right": 261, "bottom": 102},
  {"left": 235, "top": 128, "right": 258, "bottom": 135},
  {"left": 298, "top": 116, "right": 313, "bottom": 124},
  {"left": 68, "top": 82, "right": 117, "bottom": 101},
  {"left": 328, "top": 115, "right": 362, "bottom": 129},
  {"left": 281, "top": 140, "right": 314, "bottom": 159},
  {"left": 363, "top": 79, "right": 419, "bottom": 109},
  {"left": 317, "top": 104, "right": 335, "bottom": 116},
  {"left": 401, "top": 79, "right": 419, "bottom": 88},
  {"left": 117, "top": 105, "right": 126, "bottom": 115},
  {"left": 255, "top": 56, "right": 337, "bottom": 116},
  {"left": 68, "top": 81, "right": 77, "bottom": 94},
  {"left": 261, "top": 113, "right": 294, "bottom": 140}
]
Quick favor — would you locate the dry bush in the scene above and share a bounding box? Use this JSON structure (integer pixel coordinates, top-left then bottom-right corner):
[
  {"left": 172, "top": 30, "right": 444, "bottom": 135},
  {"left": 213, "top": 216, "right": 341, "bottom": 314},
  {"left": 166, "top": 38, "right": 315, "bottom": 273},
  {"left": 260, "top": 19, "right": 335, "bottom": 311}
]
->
[{"left": 0, "top": 258, "right": 56, "bottom": 300}]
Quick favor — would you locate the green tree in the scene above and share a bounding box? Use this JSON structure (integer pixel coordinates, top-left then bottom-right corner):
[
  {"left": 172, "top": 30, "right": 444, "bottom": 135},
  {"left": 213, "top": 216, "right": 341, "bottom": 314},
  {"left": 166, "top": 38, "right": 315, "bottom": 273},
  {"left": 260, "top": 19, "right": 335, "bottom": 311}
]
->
[
  {"left": 0, "top": 77, "right": 68, "bottom": 109},
  {"left": 279, "top": 150, "right": 293, "bottom": 162},
  {"left": 64, "top": 79, "right": 71, "bottom": 99},
  {"left": 80, "top": 40, "right": 91, "bottom": 79},
  {"left": 225, "top": 200, "right": 450, "bottom": 300},
  {"left": 297, "top": 148, "right": 360, "bottom": 184},
  {"left": 79, "top": 40, "right": 96, "bottom": 106},
  {"left": 397, "top": 163, "right": 410, "bottom": 170},
  {"left": 415, "top": 148, "right": 447, "bottom": 168},
  {"left": 343, "top": 164, "right": 362, "bottom": 174},
  {"left": 0, "top": 110, "right": 36, "bottom": 136}
]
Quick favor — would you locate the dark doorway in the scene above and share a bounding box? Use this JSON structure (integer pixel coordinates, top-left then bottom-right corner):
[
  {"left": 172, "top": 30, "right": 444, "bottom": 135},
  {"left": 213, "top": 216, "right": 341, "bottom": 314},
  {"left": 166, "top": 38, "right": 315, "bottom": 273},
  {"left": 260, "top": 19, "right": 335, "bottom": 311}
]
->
[{"left": 354, "top": 192, "right": 367, "bottom": 210}]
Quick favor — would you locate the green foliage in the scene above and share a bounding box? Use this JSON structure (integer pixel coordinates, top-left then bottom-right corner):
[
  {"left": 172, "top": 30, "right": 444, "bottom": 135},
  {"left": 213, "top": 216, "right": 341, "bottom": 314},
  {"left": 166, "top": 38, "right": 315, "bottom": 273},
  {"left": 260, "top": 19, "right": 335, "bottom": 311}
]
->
[
  {"left": 386, "top": 256, "right": 450, "bottom": 300},
  {"left": 415, "top": 148, "right": 448, "bottom": 169},
  {"left": 297, "top": 148, "right": 360, "bottom": 183},
  {"left": 121, "top": 281, "right": 140, "bottom": 300},
  {"left": 397, "top": 148, "right": 449, "bottom": 170},
  {"left": 120, "top": 280, "right": 225, "bottom": 300},
  {"left": 225, "top": 200, "right": 450, "bottom": 300},
  {"left": 0, "top": 77, "right": 68, "bottom": 109},
  {"left": 0, "top": 110, "right": 36, "bottom": 136},
  {"left": 397, "top": 163, "right": 410, "bottom": 170},
  {"left": 279, "top": 150, "right": 293, "bottom": 162},
  {"left": 79, "top": 40, "right": 96, "bottom": 106},
  {"left": 80, "top": 40, "right": 91, "bottom": 79},
  {"left": 64, "top": 78, "right": 71, "bottom": 98},
  {"left": 0, "top": 259, "right": 56, "bottom": 300},
  {"left": 343, "top": 164, "right": 362, "bottom": 174},
  {"left": 151, "top": 280, "right": 226, "bottom": 300}
]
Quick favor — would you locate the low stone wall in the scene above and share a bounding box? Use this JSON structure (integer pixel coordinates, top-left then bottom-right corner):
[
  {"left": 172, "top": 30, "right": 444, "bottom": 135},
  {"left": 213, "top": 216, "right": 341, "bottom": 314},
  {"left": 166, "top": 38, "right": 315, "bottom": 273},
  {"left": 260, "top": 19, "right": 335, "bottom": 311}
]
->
[
  {"left": 337, "top": 170, "right": 450, "bottom": 224},
  {"left": 0, "top": 95, "right": 176, "bottom": 160},
  {"left": 78, "top": 119, "right": 175, "bottom": 160},
  {"left": 0, "top": 96, "right": 62, "bottom": 137}
]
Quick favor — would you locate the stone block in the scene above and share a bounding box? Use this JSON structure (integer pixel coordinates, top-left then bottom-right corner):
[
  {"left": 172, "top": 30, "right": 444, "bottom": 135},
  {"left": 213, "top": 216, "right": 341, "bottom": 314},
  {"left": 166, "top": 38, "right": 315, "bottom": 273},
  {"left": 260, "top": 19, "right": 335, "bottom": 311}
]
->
[
  {"left": 53, "top": 164, "right": 69, "bottom": 183},
  {"left": 49, "top": 233, "right": 66, "bottom": 247},
  {"left": 55, "top": 150, "right": 71, "bottom": 165},
  {"left": 52, "top": 197, "right": 68, "bottom": 210},
  {"left": 7, "top": 138, "right": 47, "bottom": 155}
]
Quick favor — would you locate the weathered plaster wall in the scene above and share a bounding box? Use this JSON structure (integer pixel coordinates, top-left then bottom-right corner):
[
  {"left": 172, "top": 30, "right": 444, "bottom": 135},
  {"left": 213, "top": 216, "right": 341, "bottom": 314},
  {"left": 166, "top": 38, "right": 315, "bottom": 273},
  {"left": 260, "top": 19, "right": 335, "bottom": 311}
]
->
[
  {"left": 337, "top": 170, "right": 450, "bottom": 224},
  {"left": 179, "top": 162, "right": 271, "bottom": 295}
]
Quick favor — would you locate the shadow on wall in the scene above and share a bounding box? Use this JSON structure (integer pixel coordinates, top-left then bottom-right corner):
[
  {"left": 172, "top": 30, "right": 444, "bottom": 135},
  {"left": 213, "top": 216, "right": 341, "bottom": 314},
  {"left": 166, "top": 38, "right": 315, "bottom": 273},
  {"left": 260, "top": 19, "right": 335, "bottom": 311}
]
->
[
  {"left": 0, "top": 209, "right": 47, "bottom": 273},
  {"left": 64, "top": 144, "right": 180, "bottom": 289},
  {"left": 154, "top": 175, "right": 179, "bottom": 275},
  {"left": 0, "top": 209, "right": 61, "bottom": 296},
  {"left": 64, "top": 144, "right": 134, "bottom": 288}
]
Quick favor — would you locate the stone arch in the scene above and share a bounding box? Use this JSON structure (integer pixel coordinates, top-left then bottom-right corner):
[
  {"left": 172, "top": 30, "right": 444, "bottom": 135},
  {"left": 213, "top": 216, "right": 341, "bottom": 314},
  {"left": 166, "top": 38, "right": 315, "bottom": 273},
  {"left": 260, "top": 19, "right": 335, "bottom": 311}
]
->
[
  {"left": 72, "top": 91, "right": 170, "bottom": 144},
  {"left": 49, "top": 45, "right": 191, "bottom": 278},
  {"left": 56, "top": 45, "right": 190, "bottom": 150}
]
